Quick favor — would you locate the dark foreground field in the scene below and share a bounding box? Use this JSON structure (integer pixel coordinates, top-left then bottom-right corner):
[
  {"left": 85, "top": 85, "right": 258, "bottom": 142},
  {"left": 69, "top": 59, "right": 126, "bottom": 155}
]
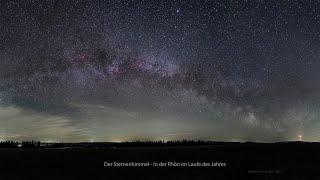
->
[{"left": 0, "top": 142, "right": 319, "bottom": 179}]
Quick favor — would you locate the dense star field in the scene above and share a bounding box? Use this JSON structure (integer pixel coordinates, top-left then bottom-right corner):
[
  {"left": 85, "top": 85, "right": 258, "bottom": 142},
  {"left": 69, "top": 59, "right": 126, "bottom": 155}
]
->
[{"left": 0, "top": 0, "right": 320, "bottom": 142}]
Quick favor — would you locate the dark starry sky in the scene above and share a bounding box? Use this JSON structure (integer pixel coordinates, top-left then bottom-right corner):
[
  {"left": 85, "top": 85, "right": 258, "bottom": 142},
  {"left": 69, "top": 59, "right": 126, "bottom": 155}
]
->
[{"left": 0, "top": 0, "right": 320, "bottom": 142}]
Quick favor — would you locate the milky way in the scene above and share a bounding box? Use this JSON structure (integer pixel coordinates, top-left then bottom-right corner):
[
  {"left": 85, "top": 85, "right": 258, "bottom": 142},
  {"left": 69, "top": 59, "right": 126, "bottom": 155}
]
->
[{"left": 1, "top": 0, "right": 320, "bottom": 142}]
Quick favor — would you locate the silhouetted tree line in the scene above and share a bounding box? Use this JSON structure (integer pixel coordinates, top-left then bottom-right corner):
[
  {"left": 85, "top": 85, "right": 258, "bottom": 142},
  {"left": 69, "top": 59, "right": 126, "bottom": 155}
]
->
[
  {"left": 21, "top": 140, "right": 41, "bottom": 148},
  {"left": 0, "top": 140, "right": 244, "bottom": 148},
  {"left": 0, "top": 140, "right": 41, "bottom": 148},
  {"left": 0, "top": 141, "right": 18, "bottom": 148},
  {"left": 118, "top": 140, "right": 241, "bottom": 147}
]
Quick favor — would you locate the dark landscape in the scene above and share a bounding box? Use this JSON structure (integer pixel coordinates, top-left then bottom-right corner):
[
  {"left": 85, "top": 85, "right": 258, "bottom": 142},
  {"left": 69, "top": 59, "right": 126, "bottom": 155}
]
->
[{"left": 0, "top": 141, "right": 319, "bottom": 179}]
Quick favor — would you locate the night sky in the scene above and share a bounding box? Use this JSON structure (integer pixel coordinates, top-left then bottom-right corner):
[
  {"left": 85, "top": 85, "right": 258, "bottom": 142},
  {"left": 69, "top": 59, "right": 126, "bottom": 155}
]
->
[{"left": 1, "top": 0, "right": 320, "bottom": 142}]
